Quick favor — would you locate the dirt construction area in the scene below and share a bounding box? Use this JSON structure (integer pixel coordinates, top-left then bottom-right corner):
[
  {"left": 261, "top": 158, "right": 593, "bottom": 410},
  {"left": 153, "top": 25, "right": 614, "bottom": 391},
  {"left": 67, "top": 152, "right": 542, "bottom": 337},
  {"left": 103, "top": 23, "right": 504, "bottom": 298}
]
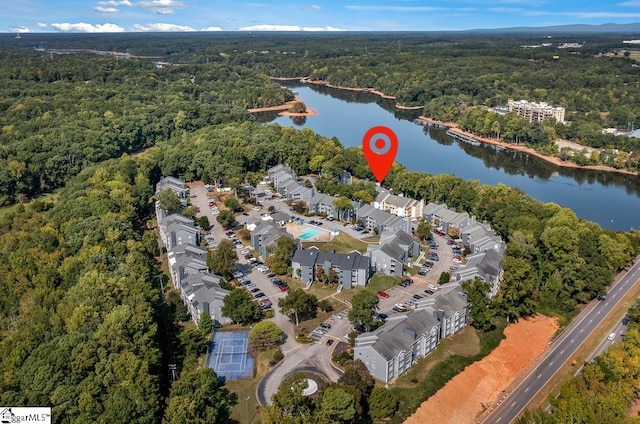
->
[{"left": 405, "top": 315, "right": 559, "bottom": 424}]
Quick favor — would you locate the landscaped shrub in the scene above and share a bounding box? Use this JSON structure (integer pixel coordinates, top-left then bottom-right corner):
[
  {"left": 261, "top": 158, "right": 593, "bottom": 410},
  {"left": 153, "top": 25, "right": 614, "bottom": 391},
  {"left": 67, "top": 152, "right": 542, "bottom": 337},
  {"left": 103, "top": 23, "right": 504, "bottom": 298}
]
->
[{"left": 273, "top": 350, "right": 284, "bottom": 362}]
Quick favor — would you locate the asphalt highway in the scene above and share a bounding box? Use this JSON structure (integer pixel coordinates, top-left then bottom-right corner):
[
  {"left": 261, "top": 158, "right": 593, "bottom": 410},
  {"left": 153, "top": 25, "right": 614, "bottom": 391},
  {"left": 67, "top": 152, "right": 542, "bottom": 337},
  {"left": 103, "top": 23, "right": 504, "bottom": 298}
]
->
[{"left": 481, "top": 257, "right": 640, "bottom": 424}]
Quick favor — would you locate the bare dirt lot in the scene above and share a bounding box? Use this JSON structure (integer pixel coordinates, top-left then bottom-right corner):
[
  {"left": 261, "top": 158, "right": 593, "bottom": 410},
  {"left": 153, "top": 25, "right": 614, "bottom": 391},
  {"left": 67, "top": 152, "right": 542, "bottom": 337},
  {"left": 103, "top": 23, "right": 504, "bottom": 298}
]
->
[{"left": 405, "top": 315, "right": 559, "bottom": 424}]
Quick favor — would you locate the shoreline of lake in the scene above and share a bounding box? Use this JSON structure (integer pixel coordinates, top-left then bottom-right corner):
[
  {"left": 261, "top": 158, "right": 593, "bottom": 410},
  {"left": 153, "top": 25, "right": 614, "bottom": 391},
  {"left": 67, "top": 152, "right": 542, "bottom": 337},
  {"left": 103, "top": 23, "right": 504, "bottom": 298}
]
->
[
  {"left": 418, "top": 116, "right": 638, "bottom": 177},
  {"left": 248, "top": 98, "right": 317, "bottom": 117},
  {"left": 269, "top": 76, "right": 424, "bottom": 110}
]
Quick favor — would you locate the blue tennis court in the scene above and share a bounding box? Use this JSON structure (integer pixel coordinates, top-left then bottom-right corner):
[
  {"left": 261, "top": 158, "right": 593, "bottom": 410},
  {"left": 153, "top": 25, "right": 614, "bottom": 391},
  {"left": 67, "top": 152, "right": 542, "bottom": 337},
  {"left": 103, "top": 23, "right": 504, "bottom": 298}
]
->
[{"left": 207, "top": 331, "right": 254, "bottom": 381}]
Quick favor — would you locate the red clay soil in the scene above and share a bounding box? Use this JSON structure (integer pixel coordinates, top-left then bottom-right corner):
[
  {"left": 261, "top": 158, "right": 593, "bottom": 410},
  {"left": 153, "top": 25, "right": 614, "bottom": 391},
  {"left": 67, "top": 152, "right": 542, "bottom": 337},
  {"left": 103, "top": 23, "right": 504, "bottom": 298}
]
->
[{"left": 405, "top": 315, "right": 559, "bottom": 424}]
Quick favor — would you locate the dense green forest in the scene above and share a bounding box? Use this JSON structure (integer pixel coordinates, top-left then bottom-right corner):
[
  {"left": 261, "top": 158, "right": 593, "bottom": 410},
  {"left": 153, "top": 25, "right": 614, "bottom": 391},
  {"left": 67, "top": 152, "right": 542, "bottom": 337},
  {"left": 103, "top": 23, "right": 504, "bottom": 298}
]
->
[{"left": 0, "top": 47, "right": 292, "bottom": 205}]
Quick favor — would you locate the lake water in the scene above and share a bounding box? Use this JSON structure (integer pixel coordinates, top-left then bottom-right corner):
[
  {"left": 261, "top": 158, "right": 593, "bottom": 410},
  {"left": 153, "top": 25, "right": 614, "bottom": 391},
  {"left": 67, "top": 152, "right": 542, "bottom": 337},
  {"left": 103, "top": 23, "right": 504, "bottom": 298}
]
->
[{"left": 257, "top": 83, "right": 640, "bottom": 231}]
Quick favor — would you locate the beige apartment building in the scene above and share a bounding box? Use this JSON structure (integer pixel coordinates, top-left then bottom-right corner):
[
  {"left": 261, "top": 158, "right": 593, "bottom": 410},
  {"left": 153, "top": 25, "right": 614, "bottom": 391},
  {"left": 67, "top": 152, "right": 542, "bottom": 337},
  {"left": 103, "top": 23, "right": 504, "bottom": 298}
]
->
[{"left": 507, "top": 99, "right": 565, "bottom": 123}]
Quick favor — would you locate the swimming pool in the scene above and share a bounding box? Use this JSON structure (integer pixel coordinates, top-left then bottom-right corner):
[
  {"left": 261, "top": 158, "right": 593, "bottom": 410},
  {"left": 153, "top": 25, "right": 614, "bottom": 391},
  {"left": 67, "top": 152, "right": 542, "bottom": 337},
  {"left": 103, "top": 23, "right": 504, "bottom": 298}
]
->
[{"left": 299, "top": 226, "right": 323, "bottom": 240}]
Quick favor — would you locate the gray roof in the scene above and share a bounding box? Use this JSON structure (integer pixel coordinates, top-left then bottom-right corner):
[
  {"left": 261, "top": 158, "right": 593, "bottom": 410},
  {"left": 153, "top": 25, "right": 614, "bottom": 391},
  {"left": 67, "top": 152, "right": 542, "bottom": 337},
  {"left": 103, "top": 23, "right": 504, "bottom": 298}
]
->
[
  {"left": 357, "top": 205, "right": 406, "bottom": 227},
  {"left": 270, "top": 211, "right": 291, "bottom": 223},
  {"left": 156, "top": 176, "right": 186, "bottom": 195},
  {"left": 375, "top": 190, "right": 417, "bottom": 209},
  {"left": 308, "top": 192, "right": 337, "bottom": 206},
  {"left": 292, "top": 247, "right": 370, "bottom": 271},
  {"left": 457, "top": 249, "right": 502, "bottom": 281},
  {"left": 378, "top": 242, "right": 405, "bottom": 261},
  {"left": 357, "top": 310, "right": 440, "bottom": 361}
]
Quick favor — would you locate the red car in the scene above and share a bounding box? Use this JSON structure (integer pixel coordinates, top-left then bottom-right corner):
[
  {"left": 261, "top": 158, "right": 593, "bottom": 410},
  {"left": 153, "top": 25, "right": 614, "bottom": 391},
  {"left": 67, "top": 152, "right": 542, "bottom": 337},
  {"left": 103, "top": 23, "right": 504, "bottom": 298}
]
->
[
  {"left": 279, "top": 285, "right": 289, "bottom": 292},
  {"left": 377, "top": 291, "right": 390, "bottom": 298}
]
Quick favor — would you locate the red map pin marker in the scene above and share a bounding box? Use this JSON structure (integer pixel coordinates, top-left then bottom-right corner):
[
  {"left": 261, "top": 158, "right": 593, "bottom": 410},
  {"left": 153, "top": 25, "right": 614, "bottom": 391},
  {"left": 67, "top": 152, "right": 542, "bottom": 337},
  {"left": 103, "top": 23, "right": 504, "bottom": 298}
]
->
[{"left": 362, "top": 126, "right": 398, "bottom": 183}]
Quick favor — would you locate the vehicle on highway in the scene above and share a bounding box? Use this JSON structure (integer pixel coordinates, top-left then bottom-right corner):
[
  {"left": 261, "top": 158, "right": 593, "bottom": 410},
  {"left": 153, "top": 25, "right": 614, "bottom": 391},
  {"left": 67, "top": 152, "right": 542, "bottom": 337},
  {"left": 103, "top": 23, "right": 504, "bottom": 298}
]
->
[
  {"left": 608, "top": 332, "right": 617, "bottom": 341},
  {"left": 377, "top": 291, "right": 390, "bottom": 298}
]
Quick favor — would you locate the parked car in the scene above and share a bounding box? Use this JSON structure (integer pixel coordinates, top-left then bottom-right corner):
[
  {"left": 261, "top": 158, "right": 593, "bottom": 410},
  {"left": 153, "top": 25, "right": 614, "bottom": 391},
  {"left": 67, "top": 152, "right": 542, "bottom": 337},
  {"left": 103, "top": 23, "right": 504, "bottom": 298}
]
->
[
  {"left": 279, "top": 285, "right": 289, "bottom": 292},
  {"left": 332, "top": 314, "right": 343, "bottom": 320},
  {"left": 254, "top": 292, "right": 266, "bottom": 298},
  {"left": 608, "top": 332, "right": 617, "bottom": 341},
  {"left": 399, "top": 278, "right": 413, "bottom": 287},
  {"left": 424, "top": 289, "right": 435, "bottom": 295},
  {"left": 395, "top": 303, "right": 406, "bottom": 309},
  {"left": 377, "top": 291, "right": 390, "bottom": 298},
  {"left": 313, "top": 328, "right": 328, "bottom": 335},
  {"left": 413, "top": 294, "right": 423, "bottom": 300},
  {"left": 320, "top": 322, "right": 332, "bottom": 330},
  {"left": 326, "top": 339, "right": 334, "bottom": 346}
]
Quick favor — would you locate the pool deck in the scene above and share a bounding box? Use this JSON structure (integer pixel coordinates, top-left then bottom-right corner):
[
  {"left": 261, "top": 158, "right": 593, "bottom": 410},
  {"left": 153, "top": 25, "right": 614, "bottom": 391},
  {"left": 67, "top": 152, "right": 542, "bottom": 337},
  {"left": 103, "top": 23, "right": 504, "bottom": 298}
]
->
[{"left": 285, "top": 222, "right": 334, "bottom": 242}]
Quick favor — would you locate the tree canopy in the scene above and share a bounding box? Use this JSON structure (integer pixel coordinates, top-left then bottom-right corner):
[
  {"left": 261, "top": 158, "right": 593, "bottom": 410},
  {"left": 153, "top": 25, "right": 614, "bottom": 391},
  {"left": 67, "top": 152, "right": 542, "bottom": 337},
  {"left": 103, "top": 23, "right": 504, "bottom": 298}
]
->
[{"left": 221, "top": 288, "right": 262, "bottom": 324}]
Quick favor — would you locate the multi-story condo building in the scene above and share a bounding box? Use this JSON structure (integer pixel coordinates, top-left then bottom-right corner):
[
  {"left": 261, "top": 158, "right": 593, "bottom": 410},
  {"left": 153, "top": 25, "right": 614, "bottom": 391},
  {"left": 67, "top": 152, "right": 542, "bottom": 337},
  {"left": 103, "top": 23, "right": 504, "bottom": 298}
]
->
[{"left": 507, "top": 99, "right": 565, "bottom": 123}]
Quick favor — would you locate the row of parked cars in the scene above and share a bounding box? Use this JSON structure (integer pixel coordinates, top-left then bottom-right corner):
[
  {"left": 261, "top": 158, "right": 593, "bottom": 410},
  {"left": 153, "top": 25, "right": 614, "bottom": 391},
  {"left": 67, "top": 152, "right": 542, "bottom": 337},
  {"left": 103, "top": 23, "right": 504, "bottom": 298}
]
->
[{"left": 232, "top": 270, "right": 272, "bottom": 310}]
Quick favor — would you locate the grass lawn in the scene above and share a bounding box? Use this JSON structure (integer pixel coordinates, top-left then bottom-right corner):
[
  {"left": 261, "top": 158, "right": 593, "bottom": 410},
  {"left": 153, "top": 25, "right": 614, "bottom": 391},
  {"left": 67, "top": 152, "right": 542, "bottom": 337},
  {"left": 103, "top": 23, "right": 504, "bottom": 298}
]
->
[
  {"left": 302, "top": 232, "right": 367, "bottom": 254},
  {"left": 225, "top": 347, "right": 281, "bottom": 424},
  {"left": 394, "top": 325, "right": 480, "bottom": 389},
  {"left": 364, "top": 273, "right": 401, "bottom": 294},
  {"left": 361, "top": 235, "right": 380, "bottom": 243}
]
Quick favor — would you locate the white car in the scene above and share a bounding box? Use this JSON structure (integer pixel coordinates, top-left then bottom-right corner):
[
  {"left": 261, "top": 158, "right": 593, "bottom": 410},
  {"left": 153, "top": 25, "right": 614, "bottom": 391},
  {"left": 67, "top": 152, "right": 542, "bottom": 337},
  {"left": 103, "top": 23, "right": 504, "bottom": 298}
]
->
[
  {"left": 252, "top": 207, "right": 260, "bottom": 211},
  {"left": 332, "top": 314, "right": 343, "bottom": 320},
  {"left": 395, "top": 303, "right": 406, "bottom": 309},
  {"left": 608, "top": 333, "right": 617, "bottom": 341}
]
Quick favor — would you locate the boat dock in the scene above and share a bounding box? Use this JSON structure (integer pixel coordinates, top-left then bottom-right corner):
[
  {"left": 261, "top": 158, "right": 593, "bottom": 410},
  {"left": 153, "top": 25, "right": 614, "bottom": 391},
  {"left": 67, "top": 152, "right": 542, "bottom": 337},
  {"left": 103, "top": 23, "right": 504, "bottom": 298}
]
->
[
  {"left": 414, "top": 118, "right": 449, "bottom": 129},
  {"left": 446, "top": 129, "right": 482, "bottom": 146}
]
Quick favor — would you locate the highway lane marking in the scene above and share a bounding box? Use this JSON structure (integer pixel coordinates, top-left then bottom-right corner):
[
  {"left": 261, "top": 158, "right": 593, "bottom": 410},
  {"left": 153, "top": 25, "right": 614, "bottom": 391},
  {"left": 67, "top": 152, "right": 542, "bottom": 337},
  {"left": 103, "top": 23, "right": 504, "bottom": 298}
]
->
[
  {"left": 537, "top": 373, "right": 541, "bottom": 379},
  {"left": 597, "top": 310, "right": 601, "bottom": 314},
  {"left": 580, "top": 329, "right": 584, "bottom": 333},
  {"left": 589, "top": 319, "right": 593, "bottom": 323},
  {"left": 549, "top": 361, "right": 554, "bottom": 366},
  {"left": 560, "top": 350, "right": 564, "bottom": 354},
  {"left": 496, "top": 418, "right": 502, "bottom": 423},
  {"left": 525, "top": 387, "right": 529, "bottom": 393},
  {"left": 511, "top": 402, "right": 516, "bottom": 407},
  {"left": 571, "top": 339, "right": 574, "bottom": 343}
]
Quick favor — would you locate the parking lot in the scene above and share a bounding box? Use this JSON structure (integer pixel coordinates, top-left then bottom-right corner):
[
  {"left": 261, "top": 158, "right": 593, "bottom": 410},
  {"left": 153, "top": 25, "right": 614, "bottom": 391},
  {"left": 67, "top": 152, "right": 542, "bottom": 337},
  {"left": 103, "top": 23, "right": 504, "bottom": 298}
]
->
[{"left": 372, "top": 232, "right": 460, "bottom": 318}]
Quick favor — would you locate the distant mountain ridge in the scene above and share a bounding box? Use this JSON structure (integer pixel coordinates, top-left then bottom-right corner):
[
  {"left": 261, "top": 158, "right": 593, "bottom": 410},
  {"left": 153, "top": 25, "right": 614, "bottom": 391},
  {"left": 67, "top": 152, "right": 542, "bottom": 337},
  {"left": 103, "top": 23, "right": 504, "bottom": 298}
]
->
[{"left": 467, "top": 22, "right": 640, "bottom": 33}]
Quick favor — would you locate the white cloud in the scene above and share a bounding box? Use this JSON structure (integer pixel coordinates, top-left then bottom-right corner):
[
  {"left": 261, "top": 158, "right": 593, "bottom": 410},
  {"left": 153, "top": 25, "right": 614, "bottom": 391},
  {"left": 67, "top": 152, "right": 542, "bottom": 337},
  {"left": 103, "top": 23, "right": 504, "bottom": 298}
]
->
[
  {"left": 202, "top": 26, "right": 223, "bottom": 31},
  {"left": 51, "top": 22, "right": 125, "bottom": 32},
  {"left": 345, "top": 5, "right": 443, "bottom": 12},
  {"left": 94, "top": 6, "right": 119, "bottom": 13},
  {"left": 132, "top": 22, "right": 195, "bottom": 31},
  {"left": 140, "top": 0, "right": 185, "bottom": 13},
  {"left": 37, "top": 23, "right": 48, "bottom": 28},
  {"left": 12, "top": 26, "right": 32, "bottom": 33},
  {"left": 618, "top": 0, "right": 640, "bottom": 6},
  {"left": 98, "top": 0, "right": 132, "bottom": 5},
  {"left": 310, "top": 4, "right": 321, "bottom": 10},
  {"left": 239, "top": 24, "right": 344, "bottom": 31}
]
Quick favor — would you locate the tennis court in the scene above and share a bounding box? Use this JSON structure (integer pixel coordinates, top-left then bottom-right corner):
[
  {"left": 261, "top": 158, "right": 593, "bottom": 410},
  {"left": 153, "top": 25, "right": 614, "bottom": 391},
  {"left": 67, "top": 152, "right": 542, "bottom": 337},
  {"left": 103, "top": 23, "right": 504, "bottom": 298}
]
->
[{"left": 207, "top": 331, "right": 254, "bottom": 381}]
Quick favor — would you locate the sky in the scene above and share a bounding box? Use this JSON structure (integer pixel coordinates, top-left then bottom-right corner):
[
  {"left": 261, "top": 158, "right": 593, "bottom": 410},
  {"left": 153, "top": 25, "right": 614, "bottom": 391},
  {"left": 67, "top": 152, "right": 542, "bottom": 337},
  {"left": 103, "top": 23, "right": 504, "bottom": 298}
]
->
[{"left": 5, "top": 0, "right": 640, "bottom": 33}]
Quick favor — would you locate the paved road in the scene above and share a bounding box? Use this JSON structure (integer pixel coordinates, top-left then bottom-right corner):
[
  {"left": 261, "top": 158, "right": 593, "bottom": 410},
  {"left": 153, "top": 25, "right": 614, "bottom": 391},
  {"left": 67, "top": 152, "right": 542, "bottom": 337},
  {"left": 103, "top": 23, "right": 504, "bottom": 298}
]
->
[
  {"left": 480, "top": 258, "right": 640, "bottom": 424},
  {"left": 257, "top": 311, "right": 350, "bottom": 405}
]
